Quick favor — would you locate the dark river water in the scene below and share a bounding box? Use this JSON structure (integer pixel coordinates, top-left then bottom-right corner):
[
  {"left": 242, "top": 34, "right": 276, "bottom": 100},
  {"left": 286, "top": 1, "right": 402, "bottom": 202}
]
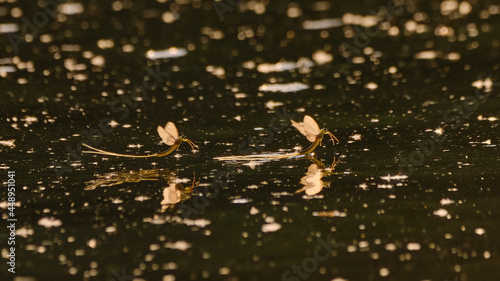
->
[{"left": 1, "top": 0, "right": 499, "bottom": 280}]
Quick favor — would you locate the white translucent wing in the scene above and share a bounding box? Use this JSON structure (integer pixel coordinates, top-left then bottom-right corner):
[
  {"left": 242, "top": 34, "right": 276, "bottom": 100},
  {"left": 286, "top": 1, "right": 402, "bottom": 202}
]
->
[
  {"left": 157, "top": 126, "right": 175, "bottom": 146},
  {"left": 305, "top": 134, "right": 317, "bottom": 142},
  {"left": 303, "top": 115, "right": 320, "bottom": 142},
  {"left": 157, "top": 122, "right": 178, "bottom": 146},
  {"left": 303, "top": 115, "right": 320, "bottom": 135},
  {"left": 165, "top": 122, "right": 179, "bottom": 140},
  {"left": 291, "top": 120, "right": 307, "bottom": 136}
]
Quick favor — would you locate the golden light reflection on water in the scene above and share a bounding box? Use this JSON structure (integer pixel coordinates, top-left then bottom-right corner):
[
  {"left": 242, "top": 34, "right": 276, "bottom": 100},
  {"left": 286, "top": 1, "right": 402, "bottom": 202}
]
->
[
  {"left": 295, "top": 163, "right": 325, "bottom": 196},
  {"left": 85, "top": 169, "right": 173, "bottom": 190},
  {"left": 295, "top": 157, "right": 339, "bottom": 196},
  {"left": 85, "top": 169, "right": 198, "bottom": 211}
]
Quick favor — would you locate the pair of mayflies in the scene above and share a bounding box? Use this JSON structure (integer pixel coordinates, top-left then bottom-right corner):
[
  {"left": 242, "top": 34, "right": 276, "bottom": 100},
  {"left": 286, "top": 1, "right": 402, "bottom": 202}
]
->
[{"left": 82, "top": 115, "right": 338, "bottom": 159}]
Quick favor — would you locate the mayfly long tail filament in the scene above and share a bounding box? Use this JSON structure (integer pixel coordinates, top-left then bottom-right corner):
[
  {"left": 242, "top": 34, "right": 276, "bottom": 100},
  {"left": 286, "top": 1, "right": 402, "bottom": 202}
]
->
[{"left": 82, "top": 143, "right": 156, "bottom": 158}]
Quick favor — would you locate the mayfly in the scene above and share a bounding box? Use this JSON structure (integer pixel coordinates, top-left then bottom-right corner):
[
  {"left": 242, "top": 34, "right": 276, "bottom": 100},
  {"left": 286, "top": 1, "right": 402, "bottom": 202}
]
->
[
  {"left": 215, "top": 115, "right": 338, "bottom": 161},
  {"left": 291, "top": 115, "right": 339, "bottom": 155},
  {"left": 82, "top": 122, "right": 198, "bottom": 158}
]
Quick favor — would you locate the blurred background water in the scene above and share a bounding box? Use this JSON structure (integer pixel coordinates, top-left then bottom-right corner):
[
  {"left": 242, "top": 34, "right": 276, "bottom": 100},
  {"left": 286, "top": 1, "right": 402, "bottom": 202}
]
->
[{"left": 0, "top": 0, "right": 499, "bottom": 280}]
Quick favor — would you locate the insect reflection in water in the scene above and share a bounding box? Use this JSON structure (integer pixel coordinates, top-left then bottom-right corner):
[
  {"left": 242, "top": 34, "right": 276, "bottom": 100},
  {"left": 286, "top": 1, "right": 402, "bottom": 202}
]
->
[
  {"left": 160, "top": 177, "right": 199, "bottom": 211},
  {"left": 295, "top": 156, "right": 340, "bottom": 196},
  {"left": 85, "top": 169, "right": 199, "bottom": 211}
]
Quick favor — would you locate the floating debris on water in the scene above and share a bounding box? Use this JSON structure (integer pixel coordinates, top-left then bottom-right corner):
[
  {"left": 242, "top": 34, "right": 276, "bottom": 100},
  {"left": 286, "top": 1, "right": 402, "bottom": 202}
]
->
[
  {"left": 0, "top": 140, "right": 15, "bottom": 147},
  {"left": 364, "top": 82, "right": 378, "bottom": 90},
  {"left": 262, "top": 222, "right": 281, "bottom": 233},
  {"left": 0, "top": 23, "right": 19, "bottom": 34},
  {"left": 472, "top": 77, "right": 493, "bottom": 91},
  {"left": 380, "top": 174, "right": 408, "bottom": 181},
  {"left": 312, "top": 210, "right": 347, "bottom": 217},
  {"left": 38, "top": 217, "right": 62, "bottom": 228},
  {"left": 433, "top": 209, "right": 449, "bottom": 218},
  {"left": 164, "top": 241, "right": 191, "bottom": 251},
  {"left": 231, "top": 198, "right": 251, "bottom": 204},
  {"left": 257, "top": 58, "right": 314, "bottom": 73},
  {"left": 414, "top": 50, "right": 438, "bottom": 60},
  {"left": 146, "top": 48, "right": 188, "bottom": 60},
  {"left": 312, "top": 50, "right": 334, "bottom": 65},
  {"left": 59, "top": 3, "right": 85, "bottom": 15},
  {"left": 302, "top": 18, "right": 343, "bottom": 30},
  {"left": 258, "top": 82, "right": 309, "bottom": 93},
  {"left": 0, "top": 66, "right": 16, "bottom": 76},
  {"left": 265, "top": 100, "right": 284, "bottom": 109}
]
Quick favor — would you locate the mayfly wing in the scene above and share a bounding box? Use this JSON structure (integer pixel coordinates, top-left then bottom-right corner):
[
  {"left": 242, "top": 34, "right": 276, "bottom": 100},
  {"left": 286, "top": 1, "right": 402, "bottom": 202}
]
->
[
  {"left": 291, "top": 119, "right": 307, "bottom": 136},
  {"left": 157, "top": 126, "right": 173, "bottom": 145},
  {"left": 303, "top": 115, "right": 320, "bottom": 135},
  {"left": 165, "top": 122, "right": 179, "bottom": 140},
  {"left": 303, "top": 115, "right": 320, "bottom": 142},
  {"left": 157, "top": 122, "right": 179, "bottom": 146}
]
